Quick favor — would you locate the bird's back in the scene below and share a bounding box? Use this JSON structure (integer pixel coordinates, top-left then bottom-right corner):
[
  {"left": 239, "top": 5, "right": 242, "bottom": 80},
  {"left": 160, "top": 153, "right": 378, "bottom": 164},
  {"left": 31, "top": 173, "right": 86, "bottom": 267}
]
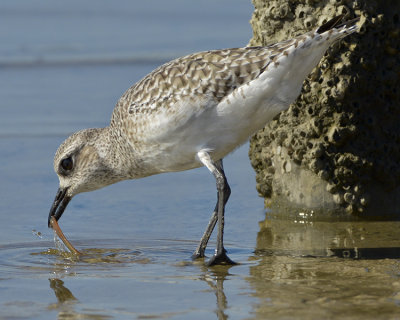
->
[{"left": 109, "top": 15, "right": 358, "bottom": 174}]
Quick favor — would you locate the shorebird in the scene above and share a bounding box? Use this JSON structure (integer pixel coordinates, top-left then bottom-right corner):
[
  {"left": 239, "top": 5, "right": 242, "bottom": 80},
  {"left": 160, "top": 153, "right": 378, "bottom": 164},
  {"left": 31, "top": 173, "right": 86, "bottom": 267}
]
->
[{"left": 48, "top": 15, "right": 359, "bottom": 265}]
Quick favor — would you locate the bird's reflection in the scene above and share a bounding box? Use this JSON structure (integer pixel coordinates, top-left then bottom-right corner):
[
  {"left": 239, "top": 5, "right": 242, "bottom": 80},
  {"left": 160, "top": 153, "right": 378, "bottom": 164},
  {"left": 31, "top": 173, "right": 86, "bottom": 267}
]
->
[
  {"left": 197, "top": 263, "right": 234, "bottom": 320},
  {"left": 49, "top": 264, "right": 233, "bottom": 320},
  {"left": 48, "top": 278, "right": 80, "bottom": 320},
  {"left": 48, "top": 278, "right": 110, "bottom": 320},
  {"left": 49, "top": 278, "right": 77, "bottom": 304}
]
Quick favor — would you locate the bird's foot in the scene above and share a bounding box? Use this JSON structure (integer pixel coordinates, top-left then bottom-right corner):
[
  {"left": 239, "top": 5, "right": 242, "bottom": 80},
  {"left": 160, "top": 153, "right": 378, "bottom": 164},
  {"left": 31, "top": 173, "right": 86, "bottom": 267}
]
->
[
  {"left": 207, "top": 250, "right": 236, "bottom": 266},
  {"left": 191, "top": 251, "right": 205, "bottom": 260}
]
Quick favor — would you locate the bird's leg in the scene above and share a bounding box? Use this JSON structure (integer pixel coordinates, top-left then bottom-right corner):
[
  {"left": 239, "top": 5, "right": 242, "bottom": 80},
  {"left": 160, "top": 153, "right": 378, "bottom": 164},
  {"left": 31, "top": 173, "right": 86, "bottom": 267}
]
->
[
  {"left": 192, "top": 157, "right": 226, "bottom": 259},
  {"left": 192, "top": 160, "right": 230, "bottom": 259},
  {"left": 195, "top": 151, "right": 236, "bottom": 265},
  {"left": 192, "top": 207, "right": 218, "bottom": 259}
]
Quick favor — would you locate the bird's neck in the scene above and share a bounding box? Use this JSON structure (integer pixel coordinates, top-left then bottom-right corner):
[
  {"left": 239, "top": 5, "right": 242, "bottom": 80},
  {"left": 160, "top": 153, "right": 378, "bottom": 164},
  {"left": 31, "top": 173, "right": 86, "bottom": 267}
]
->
[{"left": 100, "top": 126, "right": 148, "bottom": 180}]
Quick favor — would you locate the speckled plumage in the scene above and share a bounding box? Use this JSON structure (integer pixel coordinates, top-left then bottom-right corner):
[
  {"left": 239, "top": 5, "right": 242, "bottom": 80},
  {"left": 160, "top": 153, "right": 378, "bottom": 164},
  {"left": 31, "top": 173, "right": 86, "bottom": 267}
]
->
[{"left": 49, "top": 15, "right": 359, "bottom": 264}]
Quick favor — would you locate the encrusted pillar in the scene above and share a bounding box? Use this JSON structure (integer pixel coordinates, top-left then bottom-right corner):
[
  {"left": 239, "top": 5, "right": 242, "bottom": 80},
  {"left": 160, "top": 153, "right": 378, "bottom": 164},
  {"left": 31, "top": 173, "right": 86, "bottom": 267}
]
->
[{"left": 249, "top": 0, "right": 400, "bottom": 218}]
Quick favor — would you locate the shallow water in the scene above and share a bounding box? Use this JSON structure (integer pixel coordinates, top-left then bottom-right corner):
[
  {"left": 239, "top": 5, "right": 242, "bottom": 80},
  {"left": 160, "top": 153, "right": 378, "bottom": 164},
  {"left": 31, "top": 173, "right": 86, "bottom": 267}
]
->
[
  {"left": 2, "top": 219, "right": 400, "bottom": 319},
  {"left": 1, "top": 1, "right": 400, "bottom": 319}
]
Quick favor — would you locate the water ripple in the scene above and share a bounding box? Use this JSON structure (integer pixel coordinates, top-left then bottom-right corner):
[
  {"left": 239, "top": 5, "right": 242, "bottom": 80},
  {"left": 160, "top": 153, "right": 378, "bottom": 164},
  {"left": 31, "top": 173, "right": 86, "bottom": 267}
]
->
[{"left": 0, "top": 238, "right": 198, "bottom": 279}]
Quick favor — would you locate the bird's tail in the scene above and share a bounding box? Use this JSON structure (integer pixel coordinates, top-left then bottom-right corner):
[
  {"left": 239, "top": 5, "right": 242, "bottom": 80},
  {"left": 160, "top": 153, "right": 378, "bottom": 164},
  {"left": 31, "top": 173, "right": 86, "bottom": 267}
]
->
[
  {"left": 290, "top": 14, "right": 359, "bottom": 54},
  {"left": 316, "top": 14, "right": 360, "bottom": 37}
]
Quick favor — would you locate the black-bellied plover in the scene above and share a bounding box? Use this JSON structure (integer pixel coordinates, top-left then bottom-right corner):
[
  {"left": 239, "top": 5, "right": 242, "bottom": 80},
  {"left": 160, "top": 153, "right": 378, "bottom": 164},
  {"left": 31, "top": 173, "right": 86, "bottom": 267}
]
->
[{"left": 48, "top": 15, "right": 359, "bottom": 265}]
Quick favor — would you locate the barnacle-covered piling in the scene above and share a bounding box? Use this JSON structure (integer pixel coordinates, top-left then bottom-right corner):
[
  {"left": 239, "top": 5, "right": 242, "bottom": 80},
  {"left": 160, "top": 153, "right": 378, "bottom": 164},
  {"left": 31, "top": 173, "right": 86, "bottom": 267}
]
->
[{"left": 249, "top": 0, "right": 400, "bottom": 218}]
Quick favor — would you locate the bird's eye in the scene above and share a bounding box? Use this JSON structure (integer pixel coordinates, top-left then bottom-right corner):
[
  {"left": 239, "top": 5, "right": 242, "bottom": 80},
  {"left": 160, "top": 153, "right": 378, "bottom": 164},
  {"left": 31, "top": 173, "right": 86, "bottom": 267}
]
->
[{"left": 60, "top": 157, "right": 73, "bottom": 172}]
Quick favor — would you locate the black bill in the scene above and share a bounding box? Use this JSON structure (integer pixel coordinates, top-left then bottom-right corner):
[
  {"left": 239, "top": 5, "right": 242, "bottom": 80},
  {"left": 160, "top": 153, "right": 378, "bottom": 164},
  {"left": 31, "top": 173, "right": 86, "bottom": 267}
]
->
[{"left": 48, "top": 187, "right": 71, "bottom": 227}]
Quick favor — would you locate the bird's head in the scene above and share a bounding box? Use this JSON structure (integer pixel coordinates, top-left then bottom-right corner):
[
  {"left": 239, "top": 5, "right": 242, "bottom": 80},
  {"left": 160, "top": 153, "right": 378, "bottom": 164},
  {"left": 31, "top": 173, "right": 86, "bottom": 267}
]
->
[{"left": 48, "top": 128, "right": 118, "bottom": 227}]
